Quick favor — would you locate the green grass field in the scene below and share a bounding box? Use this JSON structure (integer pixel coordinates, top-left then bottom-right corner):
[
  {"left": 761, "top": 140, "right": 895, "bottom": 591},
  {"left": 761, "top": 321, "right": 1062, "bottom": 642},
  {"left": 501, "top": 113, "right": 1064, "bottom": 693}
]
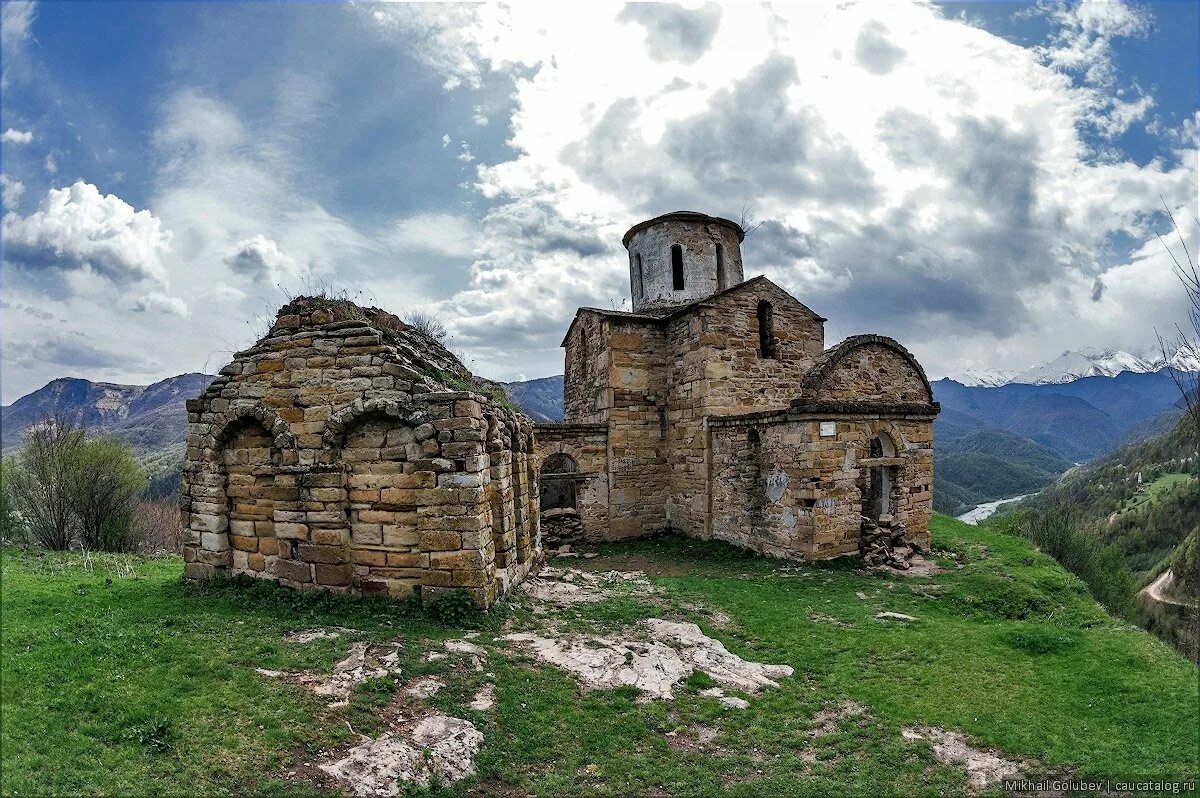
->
[{"left": 2, "top": 515, "right": 1197, "bottom": 796}]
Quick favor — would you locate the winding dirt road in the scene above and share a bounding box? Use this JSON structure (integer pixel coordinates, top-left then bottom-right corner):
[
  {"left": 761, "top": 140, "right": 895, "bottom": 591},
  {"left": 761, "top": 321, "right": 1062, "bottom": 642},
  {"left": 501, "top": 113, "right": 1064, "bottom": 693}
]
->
[{"left": 1140, "top": 570, "right": 1198, "bottom": 609}]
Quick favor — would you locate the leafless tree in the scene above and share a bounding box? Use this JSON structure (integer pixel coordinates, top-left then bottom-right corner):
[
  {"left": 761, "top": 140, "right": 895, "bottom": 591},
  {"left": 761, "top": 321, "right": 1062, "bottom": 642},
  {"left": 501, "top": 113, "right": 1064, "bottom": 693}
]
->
[
  {"left": 136, "top": 499, "right": 183, "bottom": 555},
  {"left": 738, "top": 201, "right": 764, "bottom": 237},
  {"left": 1155, "top": 201, "right": 1200, "bottom": 443},
  {"left": 10, "top": 414, "right": 84, "bottom": 550}
]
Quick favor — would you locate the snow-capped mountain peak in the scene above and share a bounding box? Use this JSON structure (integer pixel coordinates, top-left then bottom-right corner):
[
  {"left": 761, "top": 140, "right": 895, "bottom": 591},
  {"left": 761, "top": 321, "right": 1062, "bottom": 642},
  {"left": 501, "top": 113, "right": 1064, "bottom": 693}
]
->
[
  {"left": 948, "top": 344, "right": 1199, "bottom": 387},
  {"left": 954, "top": 367, "right": 1016, "bottom": 387}
]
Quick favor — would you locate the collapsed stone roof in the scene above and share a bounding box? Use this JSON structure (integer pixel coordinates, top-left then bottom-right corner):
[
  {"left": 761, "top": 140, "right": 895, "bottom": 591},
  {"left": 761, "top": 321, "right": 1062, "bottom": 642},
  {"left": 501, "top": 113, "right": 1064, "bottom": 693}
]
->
[{"left": 198, "top": 296, "right": 513, "bottom": 407}]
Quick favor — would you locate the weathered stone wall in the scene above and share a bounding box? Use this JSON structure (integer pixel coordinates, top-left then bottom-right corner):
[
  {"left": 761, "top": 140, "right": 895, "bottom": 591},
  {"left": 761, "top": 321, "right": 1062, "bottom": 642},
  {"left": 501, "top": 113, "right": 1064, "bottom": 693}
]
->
[
  {"left": 181, "top": 298, "right": 538, "bottom": 607},
  {"left": 660, "top": 278, "right": 827, "bottom": 537},
  {"left": 708, "top": 411, "right": 935, "bottom": 560},
  {"left": 803, "top": 337, "right": 933, "bottom": 405},
  {"left": 549, "top": 212, "right": 939, "bottom": 558},
  {"left": 625, "top": 214, "right": 745, "bottom": 312},
  {"left": 601, "top": 316, "right": 672, "bottom": 537},
  {"left": 562, "top": 311, "right": 608, "bottom": 423},
  {"left": 532, "top": 422, "right": 609, "bottom": 539}
]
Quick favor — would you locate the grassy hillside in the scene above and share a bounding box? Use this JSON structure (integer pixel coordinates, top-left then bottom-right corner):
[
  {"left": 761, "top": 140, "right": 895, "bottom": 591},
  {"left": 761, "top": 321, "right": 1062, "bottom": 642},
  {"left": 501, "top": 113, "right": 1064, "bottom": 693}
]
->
[
  {"left": 2, "top": 515, "right": 1196, "bottom": 796},
  {"left": 1031, "top": 418, "right": 1200, "bottom": 579}
]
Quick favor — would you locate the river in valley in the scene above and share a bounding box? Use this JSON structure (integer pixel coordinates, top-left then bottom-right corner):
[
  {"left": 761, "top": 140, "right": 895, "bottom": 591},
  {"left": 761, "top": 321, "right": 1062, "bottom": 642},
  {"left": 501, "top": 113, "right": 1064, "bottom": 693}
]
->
[{"left": 956, "top": 494, "right": 1034, "bottom": 525}]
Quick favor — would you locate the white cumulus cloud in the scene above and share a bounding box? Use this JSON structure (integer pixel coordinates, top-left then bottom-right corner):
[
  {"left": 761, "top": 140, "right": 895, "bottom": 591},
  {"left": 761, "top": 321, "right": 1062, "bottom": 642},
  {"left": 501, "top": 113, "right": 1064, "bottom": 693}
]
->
[
  {"left": 2, "top": 180, "right": 173, "bottom": 286},
  {"left": 222, "top": 234, "right": 303, "bottom": 283},
  {"left": 1, "top": 128, "right": 33, "bottom": 144},
  {"left": 0, "top": 174, "right": 25, "bottom": 207},
  {"left": 366, "top": 1, "right": 1197, "bottom": 383}
]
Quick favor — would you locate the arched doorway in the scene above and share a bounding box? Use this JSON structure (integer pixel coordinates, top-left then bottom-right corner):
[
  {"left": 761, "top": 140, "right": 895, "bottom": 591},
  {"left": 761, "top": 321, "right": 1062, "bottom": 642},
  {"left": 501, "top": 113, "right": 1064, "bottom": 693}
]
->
[{"left": 864, "top": 432, "right": 897, "bottom": 522}]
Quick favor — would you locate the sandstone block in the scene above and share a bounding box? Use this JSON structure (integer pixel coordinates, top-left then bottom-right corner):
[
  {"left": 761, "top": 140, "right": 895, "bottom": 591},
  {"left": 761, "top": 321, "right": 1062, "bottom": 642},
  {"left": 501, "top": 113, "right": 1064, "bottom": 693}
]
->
[{"left": 274, "top": 559, "right": 312, "bottom": 583}]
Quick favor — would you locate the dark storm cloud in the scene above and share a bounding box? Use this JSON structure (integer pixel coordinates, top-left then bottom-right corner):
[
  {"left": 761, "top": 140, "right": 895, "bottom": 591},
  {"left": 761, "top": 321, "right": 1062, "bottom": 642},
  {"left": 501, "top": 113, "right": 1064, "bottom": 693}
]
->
[
  {"left": 617, "top": 3, "right": 722, "bottom": 65},
  {"left": 788, "top": 114, "right": 1077, "bottom": 343},
  {"left": 483, "top": 201, "right": 609, "bottom": 258},
  {"left": 745, "top": 220, "right": 825, "bottom": 267},
  {"left": 564, "top": 55, "right": 877, "bottom": 213},
  {"left": 854, "top": 21, "right": 906, "bottom": 75}
]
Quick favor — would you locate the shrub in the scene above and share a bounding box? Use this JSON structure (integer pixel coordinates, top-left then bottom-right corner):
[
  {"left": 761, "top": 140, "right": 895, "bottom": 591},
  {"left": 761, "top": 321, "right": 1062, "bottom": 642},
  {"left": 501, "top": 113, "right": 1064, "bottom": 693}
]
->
[
  {"left": 71, "top": 437, "right": 147, "bottom": 552},
  {"left": 1170, "top": 529, "right": 1198, "bottom": 598},
  {"left": 0, "top": 456, "right": 24, "bottom": 541},
  {"left": 9, "top": 417, "right": 85, "bottom": 550},
  {"left": 1021, "top": 507, "right": 1136, "bottom": 619},
  {"left": 406, "top": 310, "right": 449, "bottom": 343}
]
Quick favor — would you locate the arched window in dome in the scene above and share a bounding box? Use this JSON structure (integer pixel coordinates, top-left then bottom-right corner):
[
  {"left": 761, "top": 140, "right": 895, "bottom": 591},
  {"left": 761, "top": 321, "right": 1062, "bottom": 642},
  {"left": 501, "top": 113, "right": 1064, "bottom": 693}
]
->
[{"left": 671, "top": 244, "right": 685, "bottom": 290}]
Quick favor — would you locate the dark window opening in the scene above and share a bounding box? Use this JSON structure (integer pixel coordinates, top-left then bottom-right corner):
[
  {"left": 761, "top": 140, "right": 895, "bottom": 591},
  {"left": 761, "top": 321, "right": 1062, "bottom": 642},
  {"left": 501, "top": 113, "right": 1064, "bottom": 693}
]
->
[
  {"left": 632, "top": 253, "right": 644, "bottom": 298},
  {"left": 715, "top": 244, "right": 726, "bottom": 290},
  {"left": 757, "top": 300, "right": 775, "bottom": 358},
  {"left": 671, "top": 244, "right": 684, "bottom": 290}
]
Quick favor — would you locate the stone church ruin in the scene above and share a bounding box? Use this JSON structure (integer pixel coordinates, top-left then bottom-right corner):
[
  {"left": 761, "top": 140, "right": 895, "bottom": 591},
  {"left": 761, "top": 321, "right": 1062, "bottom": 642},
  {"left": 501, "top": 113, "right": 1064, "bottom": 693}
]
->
[
  {"left": 535, "top": 211, "right": 938, "bottom": 563},
  {"left": 182, "top": 210, "right": 938, "bottom": 605},
  {"left": 181, "top": 298, "right": 537, "bottom": 607}
]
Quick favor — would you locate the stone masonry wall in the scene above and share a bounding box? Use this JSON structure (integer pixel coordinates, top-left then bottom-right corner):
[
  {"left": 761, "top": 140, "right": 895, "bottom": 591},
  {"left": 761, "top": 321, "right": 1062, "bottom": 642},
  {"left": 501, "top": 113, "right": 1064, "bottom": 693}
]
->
[
  {"left": 181, "top": 298, "right": 538, "bottom": 608},
  {"left": 601, "top": 316, "right": 672, "bottom": 538},
  {"left": 708, "top": 412, "right": 934, "bottom": 560},
  {"left": 626, "top": 217, "right": 745, "bottom": 312},
  {"left": 563, "top": 311, "right": 608, "bottom": 423},
  {"left": 661, "top": 279, "right": 827, "bottom": 537}
]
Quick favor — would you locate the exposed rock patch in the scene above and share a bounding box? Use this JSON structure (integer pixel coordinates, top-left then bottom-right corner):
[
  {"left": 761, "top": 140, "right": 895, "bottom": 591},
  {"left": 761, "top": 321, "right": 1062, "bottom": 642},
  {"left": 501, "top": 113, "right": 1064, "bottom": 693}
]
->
[
  {"left": 283, "top": 627, "right": 350, "bottom": 644},
  {"left": 699, "top": 687, "right": 750, "bottom": 709},
  {"left": 467, "top": 683, "right": 496, "bottom": 711},
  {"left": 875, "top": 611, "right": 918, "bottom": 622},
  {"left": 520, "top": 566, "right": 662, "bottom": 607},
  {"left": 403, "top": 675, "right": 444, "bottom": 699},
  {"left": 320, "top": 715, "right": 483, "bottom": 796},
  {"left": 902, "top": 727, "right": 1022, "bottom": 792},
  {"left": 504, "top": 619, "right": 792, "bottom": 702},
  {"left": 256, "top": 641, "right": 402, "bottom": 707}
]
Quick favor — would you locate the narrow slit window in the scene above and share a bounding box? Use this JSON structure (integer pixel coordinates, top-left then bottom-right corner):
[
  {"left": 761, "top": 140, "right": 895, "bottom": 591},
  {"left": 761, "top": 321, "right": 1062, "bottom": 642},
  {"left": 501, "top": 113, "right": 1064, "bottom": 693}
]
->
[
  {"left": 757, "top": 300, "right": 775, "bottom": 358},
  {"left": 635, "top": 253, "right": 644, "bottom": 297},
  {"left": 671, "top": 244, "right": 684, "bottom": 290},
  {"left": 715, "top": 244, "right": 726, "bottom": 290}
]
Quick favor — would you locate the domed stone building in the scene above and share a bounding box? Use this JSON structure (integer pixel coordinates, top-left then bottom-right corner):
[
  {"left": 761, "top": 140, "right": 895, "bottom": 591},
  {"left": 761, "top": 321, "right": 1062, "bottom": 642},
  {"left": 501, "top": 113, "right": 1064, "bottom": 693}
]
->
[
  {"left": 536, "top": 211, "right": 939, "bottom": 561},
  {"left": 180, "top": 298, "right": 537, "bottom": 607}
]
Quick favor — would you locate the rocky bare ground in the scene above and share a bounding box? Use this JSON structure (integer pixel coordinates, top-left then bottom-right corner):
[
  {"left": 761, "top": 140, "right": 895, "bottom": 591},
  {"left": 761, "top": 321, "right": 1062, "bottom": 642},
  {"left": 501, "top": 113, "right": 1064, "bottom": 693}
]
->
[{"left": 254, "top": 562, "right": 1039, "bottom": 795}]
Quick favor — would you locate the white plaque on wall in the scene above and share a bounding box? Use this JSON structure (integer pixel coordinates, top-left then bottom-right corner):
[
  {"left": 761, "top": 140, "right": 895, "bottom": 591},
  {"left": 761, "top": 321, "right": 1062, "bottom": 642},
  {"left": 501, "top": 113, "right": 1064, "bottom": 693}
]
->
[{"left": 819, "top": 421, "right": 837, "bottom": 437}]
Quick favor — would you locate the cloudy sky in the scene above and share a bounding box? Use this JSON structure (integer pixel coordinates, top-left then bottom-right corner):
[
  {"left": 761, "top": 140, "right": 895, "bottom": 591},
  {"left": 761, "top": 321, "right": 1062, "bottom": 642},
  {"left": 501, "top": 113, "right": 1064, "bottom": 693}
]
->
[{"left": 1, "top": 1, "right": 1197, "bottom": 403}]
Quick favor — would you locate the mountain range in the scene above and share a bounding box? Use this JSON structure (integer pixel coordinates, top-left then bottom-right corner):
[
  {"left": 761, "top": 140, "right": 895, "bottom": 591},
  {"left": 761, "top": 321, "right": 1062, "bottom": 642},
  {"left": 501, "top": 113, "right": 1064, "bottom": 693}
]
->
[
  {"left": 953, "top": 345, "right": 1200, "bottom": 387},
  {"left": 3, "top": 360, "right": 1195, "bottom": 513}
]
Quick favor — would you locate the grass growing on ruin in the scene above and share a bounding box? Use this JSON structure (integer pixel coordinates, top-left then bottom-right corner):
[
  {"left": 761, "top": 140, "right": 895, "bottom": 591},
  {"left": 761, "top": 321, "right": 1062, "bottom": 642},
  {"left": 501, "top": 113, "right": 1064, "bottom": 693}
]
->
[{"left": 2, "top": 516, "right": 1197, "bottom": 796}]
